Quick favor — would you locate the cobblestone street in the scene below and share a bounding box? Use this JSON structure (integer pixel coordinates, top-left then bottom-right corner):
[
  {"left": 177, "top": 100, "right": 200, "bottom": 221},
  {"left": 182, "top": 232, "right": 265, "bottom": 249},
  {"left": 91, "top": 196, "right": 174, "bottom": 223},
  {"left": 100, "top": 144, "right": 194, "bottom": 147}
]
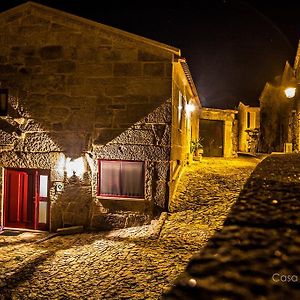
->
[{"left": 0, "top": 157, "right": 259, "bottom": 300}]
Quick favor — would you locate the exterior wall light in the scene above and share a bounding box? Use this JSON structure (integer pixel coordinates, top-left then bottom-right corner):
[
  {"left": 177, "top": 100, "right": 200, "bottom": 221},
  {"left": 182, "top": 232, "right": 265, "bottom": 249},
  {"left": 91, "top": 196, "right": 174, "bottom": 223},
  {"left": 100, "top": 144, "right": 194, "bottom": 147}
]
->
[
  {"left": 284, "top": 87, "right": 296, "bottom": 98},
  {"left": 186, "top": 103, "right": 195, "bottom": 115},
  {"left": 55, "top": 153, "right": 66, "bottom": 179},
  {"left": 0, "top": 89, "right": 8, "bottom": 116},
  {"left": 66, "top": 157, "right": 85, "bottom": 178}
]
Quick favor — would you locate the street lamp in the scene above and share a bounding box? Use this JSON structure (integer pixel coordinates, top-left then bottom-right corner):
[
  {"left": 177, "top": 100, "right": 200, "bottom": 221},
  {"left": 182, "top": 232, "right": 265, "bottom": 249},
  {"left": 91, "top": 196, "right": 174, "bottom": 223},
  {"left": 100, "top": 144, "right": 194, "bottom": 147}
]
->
[{"left": 284, "top": 87, "right": 296, "bottom": 98}]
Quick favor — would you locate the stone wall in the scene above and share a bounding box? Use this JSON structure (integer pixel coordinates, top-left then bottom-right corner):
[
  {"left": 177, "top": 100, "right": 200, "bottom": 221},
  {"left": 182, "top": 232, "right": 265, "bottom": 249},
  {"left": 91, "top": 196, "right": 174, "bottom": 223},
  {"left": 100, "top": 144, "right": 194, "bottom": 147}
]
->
[
  {"left": 91, "top": 101, "right": 172, "bottom": 229},
  {"left": 238, "top": 102, "right": 260, "bottom": 153},
  {"left": 164, "top": 154, "right": 300, "bottom": 299},
  {"left": 169, "top": 62, "right": 200, "bottom": 204},
  {"left": 0, "top": 3, "right": 175, "bottom": 231},
  {"left": 258, "top": 61, "right": 297, "bottom": 154},
  {"left": 259, "top": 82, "right": 291, "bottom": 153}
]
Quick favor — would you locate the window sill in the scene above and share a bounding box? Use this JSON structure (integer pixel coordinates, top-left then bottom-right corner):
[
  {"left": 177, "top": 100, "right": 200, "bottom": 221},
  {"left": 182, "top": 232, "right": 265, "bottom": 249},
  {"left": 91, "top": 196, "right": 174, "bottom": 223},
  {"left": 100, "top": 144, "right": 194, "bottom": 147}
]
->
[{"left": 97, "top": 196, "right": 146, "bottom": 201}]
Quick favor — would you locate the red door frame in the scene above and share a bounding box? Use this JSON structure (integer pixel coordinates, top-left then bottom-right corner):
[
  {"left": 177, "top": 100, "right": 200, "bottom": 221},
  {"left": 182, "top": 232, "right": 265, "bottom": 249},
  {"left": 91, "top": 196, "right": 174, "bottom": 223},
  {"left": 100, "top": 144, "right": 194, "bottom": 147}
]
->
[
  {"left": 35, "top": 170, "right": 51, "bottom": 231},
  {"left": 3, "top": 168, "right": 50, "bottom": 231}
]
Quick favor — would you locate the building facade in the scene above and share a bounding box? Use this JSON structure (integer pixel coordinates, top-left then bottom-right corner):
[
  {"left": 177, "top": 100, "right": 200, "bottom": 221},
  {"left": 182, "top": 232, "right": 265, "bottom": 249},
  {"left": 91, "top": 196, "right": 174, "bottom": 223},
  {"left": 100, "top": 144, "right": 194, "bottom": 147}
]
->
[
  {"left": 259, "top": 59, "right": 296, "bottom": 153},
  {"left": 0, "top": 2, "right": 200, "bottom": 232},
  {"left": 238, "top": 102, "right": 260, "bottom": 153}
]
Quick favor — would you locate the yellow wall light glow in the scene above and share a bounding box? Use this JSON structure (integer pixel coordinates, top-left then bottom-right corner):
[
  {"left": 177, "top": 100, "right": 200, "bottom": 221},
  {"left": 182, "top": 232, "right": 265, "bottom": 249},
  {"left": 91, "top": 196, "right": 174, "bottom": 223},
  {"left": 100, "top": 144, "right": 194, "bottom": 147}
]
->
[
  {"left": 55, "top": 153, "right": 66, "bottom": 178},
  {"left": 284, "top": 87, "right": 296, "bottom": 98},
  {"left": 186, "top": 103, "right": 195, "bottom": 114},
  {"left": 66, "top": 157, "right": 85, "bottom": 178}
]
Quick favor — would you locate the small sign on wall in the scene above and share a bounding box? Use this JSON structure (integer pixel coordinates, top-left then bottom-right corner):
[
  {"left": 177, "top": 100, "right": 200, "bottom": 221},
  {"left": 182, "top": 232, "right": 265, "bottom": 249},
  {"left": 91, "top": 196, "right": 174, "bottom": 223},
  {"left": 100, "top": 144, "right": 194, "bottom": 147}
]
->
[{"left": 55, "top": 182, "right": 64, "bottom": 192}]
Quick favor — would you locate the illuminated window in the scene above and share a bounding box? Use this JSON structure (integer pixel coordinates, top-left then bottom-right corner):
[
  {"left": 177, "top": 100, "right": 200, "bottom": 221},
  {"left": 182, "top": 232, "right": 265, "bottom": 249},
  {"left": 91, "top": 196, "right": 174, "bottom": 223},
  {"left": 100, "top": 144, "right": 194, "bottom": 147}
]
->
[
  {"left": 98, "top": 160, "right": 144, "bottom": 199},
  {"left": 39, "top": 175, "right": 48, "bottom": 198},
  {"left": 178, "top": 92, "right": 186, "bottom": 130},
  {"left": 178, "top": 91, "right": 183, "bottom": 127},
  {"left": 39, "top": 175, "right": 48, "bottom": 224}
]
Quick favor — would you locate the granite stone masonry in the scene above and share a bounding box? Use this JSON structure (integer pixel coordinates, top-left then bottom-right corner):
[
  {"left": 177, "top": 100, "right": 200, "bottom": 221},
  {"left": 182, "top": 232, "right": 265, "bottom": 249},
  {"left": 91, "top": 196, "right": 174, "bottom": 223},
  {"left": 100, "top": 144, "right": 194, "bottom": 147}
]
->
[
  {"left": 259, "top": 39, "right": 300, "bottom": 155},
  {"left": 164, "top": 154, "right": 300, "bottom": 299},
  {"left": 0, "top": 2, "right": 200, "bottom": 232}
]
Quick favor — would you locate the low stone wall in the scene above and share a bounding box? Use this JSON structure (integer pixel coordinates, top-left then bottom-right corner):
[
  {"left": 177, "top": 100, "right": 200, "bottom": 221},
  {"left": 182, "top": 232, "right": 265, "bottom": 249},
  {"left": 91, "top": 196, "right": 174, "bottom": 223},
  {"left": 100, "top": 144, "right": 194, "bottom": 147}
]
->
[{"left": 164, "top": 154, "right": 300, "bottom": 299}]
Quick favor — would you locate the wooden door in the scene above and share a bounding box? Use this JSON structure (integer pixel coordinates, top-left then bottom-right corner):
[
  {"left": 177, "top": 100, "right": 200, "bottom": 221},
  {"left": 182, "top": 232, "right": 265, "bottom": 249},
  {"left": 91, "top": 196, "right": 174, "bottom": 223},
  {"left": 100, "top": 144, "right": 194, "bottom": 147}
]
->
[
  {"left": 4, "top": 169, "right": 50, "bottom": 230},
  {"left": 4, "top": 169, "right": 34, "bottom": 229},
  {"left": 199, "top": 119, "right": 224, "bottom": 157}
]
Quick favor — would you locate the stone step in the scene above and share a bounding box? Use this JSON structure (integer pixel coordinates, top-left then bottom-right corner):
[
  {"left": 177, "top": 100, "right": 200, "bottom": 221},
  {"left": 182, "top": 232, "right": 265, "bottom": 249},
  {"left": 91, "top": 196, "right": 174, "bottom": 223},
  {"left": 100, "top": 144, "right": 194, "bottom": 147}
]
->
[{"left": 56, "top": 226, "right": 84, "bottom": 236}]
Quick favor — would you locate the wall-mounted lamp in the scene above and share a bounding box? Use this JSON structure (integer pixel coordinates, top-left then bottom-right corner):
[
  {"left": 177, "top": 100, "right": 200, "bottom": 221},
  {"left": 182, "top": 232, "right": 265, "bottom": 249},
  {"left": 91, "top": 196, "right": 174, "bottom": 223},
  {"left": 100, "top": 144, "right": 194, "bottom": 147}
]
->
[
  {"left": 0, "top": 89, "right": 8, "bottom": 116},
  {"left": 284, "top": 87, "right": 296, "bottom": 99},
  {"left": 66, "top": 157, "right": 85, "bottom": 178},
  {"left": 186, "top": 103, "right": 195, "bottom": 115}
]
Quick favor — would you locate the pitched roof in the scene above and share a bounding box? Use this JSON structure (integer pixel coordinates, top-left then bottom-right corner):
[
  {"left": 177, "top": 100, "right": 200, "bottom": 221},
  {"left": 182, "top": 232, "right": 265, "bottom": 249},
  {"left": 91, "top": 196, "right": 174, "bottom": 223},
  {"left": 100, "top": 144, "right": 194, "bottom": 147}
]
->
[
  {"left": 179, "top": 59, "right": 201, "bottom": 107},
  {"left": 0, "top": 1, "right": 180, "bottom": 55}
]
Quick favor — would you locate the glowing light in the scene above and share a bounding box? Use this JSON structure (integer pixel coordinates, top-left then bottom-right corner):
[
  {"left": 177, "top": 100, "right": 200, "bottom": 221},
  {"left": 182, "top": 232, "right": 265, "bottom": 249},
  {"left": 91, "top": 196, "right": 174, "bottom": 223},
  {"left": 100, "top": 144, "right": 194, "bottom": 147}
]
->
[
  {"left": 284, "top": 87, "right": 296, "bottom": 98},
  {"left": 186, "top": 103, "right": 195, "bottom": 114},
  {"left": 55, "top": 153, "right": 66, "bottom": 178},
  {"left": 66, "top": 157, "right": 85, "bottom": 178},
  {"left": 188, "top": 278, "right": 197, "bottom": 287}
]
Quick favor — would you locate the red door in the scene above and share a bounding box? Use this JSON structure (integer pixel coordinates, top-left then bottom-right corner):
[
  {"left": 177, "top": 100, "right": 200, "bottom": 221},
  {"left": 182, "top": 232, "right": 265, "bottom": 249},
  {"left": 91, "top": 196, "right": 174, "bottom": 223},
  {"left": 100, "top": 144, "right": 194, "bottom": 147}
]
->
[{"left": 4, "top": 169, "right": 50, "bottom": 230}]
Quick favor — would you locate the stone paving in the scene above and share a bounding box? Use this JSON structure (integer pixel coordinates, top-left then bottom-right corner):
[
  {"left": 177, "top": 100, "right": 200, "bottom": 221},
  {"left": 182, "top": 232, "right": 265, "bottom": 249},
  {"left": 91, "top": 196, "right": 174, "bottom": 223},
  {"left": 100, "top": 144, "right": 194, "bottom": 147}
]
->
[
  {"left": 0, "top": 157, "right": 259, "bottom": 300},
  {"left": 0, "top": 231, "right": 48, "bottom": 289},
  {"left": 164, "top": 154, "right": 300, "bottom": 299}
]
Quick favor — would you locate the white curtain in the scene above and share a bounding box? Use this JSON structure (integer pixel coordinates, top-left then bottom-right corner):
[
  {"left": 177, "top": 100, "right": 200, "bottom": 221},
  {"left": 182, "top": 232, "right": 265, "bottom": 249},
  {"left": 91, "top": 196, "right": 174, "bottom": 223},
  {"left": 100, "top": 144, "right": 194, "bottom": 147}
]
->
[
  {"left": 100, "top": 161, "right": 144, "bottom": 198},
  {"left": 121, "top": 161, "right": 144, "bottom": 197},
  {"left": 100, "top": 161, "right": 121, "bottom": 196}
]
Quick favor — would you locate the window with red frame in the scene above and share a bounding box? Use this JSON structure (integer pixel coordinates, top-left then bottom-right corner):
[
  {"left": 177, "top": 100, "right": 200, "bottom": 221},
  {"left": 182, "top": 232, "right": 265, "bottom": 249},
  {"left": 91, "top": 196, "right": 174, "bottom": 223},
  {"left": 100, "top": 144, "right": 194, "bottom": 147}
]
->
[{"left": 98, "top": 160, "right": 145, "bottom": 198}]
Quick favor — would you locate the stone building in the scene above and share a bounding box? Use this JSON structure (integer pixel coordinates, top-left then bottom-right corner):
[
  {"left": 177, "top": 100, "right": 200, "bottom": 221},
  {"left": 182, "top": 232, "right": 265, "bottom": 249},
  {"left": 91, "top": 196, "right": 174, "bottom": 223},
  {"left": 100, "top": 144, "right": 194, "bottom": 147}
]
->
[
  {"left": 0, "top": 2, "right": 201, "bottom": 232},
  {"left": 238, "top": 102, "right": 260, "bottom": 153},
  {"left": 199, "top": 108, "right": 238, "bottom": 157},
  {"left": 259, "top": 59, "right": 296, "bottom": 153},
  {"left": 199, "top": 104, "right": 261, "bottom": 157}
]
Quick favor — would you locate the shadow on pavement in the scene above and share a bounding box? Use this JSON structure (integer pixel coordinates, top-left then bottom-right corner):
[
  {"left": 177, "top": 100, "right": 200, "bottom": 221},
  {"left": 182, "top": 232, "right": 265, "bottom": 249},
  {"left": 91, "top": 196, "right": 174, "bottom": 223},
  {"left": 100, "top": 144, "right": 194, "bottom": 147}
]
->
[{"left": 163, "top": 154, "right": 300, "bottom": 299}]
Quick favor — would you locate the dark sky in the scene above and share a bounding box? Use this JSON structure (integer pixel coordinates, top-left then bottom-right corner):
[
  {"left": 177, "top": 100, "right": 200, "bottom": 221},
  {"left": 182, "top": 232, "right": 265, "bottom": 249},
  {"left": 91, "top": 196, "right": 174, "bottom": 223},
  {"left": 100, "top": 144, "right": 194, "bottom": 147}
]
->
[{"left": 1, "top": 0, "right": 300, "bottom": 109}]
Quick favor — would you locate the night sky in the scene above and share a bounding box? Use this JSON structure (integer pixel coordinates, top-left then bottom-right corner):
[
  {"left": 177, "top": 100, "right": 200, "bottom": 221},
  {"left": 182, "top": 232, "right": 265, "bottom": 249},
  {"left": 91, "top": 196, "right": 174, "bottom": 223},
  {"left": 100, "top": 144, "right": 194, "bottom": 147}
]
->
[{"left": 1, "top": 0, "right": 300, "bottom": 109}]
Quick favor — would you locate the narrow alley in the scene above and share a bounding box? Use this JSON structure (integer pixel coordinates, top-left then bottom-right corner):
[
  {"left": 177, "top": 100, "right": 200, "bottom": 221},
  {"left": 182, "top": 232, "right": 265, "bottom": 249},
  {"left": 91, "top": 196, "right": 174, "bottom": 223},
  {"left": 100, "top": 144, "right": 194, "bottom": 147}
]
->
[{"left": 0, "top": 157, "right": 259, "bottom": 300}]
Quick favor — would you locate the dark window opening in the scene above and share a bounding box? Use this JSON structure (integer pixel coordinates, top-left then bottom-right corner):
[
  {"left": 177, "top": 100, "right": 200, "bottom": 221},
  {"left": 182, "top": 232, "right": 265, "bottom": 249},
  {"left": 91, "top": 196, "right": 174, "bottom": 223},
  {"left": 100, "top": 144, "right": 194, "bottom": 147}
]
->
[
  {"left": 247, "top": 112, "right": 251, "bottom": 128},
  {"left": 0, "top": 89, "right": 8, "bottom": 116},
  {"left": 98, "top": 160, "right": 145, "bottom": 199}
]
